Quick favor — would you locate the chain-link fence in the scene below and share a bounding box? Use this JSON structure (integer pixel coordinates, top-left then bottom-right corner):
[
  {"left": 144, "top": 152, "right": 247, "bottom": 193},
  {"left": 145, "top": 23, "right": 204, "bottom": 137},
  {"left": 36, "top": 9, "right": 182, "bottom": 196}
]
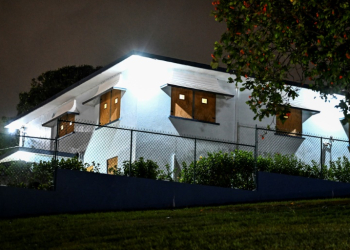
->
[
  {"left": 238, "top": 124, "right": 350, "bottom": 181},
  {"left": 57, "top": 121, "right": 255, "bottom": 181},
  {"left": 1, "top": 121, "right": 350, "bottom": 191}
]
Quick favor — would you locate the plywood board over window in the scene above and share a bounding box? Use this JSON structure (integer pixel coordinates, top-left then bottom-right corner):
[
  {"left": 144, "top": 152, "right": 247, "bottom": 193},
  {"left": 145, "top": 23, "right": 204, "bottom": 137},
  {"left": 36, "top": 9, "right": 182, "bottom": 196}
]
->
[
  {"left": 276, "top": 108, "right": 302, "bottom": 136},
  {"left": 110, "top": 89, "right": 121, "bottom": 122},
  {"left": 194, "top": 91, "right": 216, "bottom": 123},
  {"left": 58, "top": 114, "right": 75, "bottom": 138},
  {"left": 171, "top": 87, "right": 193, "bottom": 119},
  {"left": 107, "top": 156, "right": 118, "bottom": 175},
  {"left": 99, "top": 91, "right": 111, "bottom": 126}
]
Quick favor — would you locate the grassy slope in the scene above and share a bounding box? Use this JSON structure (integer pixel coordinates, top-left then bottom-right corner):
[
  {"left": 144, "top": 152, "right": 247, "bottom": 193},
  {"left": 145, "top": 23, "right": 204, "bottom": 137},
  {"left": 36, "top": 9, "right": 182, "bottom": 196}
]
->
[{"left": 1, "top": 198, "right": 350, "bottom": 250}]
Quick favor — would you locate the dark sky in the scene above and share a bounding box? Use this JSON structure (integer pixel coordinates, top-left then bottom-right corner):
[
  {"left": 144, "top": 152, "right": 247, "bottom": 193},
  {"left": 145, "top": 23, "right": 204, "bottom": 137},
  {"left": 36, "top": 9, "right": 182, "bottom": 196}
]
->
[{"left": 0, "top": 0, "right": 225, "bottom": 119}]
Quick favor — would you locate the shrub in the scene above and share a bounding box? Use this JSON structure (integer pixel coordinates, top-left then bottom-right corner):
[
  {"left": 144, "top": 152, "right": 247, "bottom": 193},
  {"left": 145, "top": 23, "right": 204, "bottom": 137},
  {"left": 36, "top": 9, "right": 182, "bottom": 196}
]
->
[
  {"left": 257, "top": 154, "right": 316, "bottom": 177},
  {"left": 180, "top": 150, "right": 255, "bottom": 190},
  {"left": 120, "top": 157, "right": 161, "bottom": 180},
  {"left": 1, "top": 157, "right": 94, "bottom": 190},
  {"left": 158, "top": 164, "right": 173, "bottom": 181},
  {"left": 180, "top": 150, "right": 350, "bottom": 190},
  {"left": 0, "top": 161, "right": 32, "bottom": 188},
  {"left": 328, "top": 156, "right": 350, "bottom": 183}
]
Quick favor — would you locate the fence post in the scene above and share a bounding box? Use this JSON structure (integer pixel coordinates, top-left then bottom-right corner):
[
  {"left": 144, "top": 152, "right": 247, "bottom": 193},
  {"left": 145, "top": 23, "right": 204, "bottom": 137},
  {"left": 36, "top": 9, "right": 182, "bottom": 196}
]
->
[
  {"left": 53, "top": 119, "right": 60, "bottom": 191},
  {"left": 54, "top": 119, "right": 59, "bottom": 162},
  {"left": 129, "top": 129, "right": 133, "bottom": 176},
  {"left": 194, "top": 138, "right": 197, "bottom": 183},
  {"left": 254, "top": 124, "right": 258, "bottom": 190},
  {"left": 320, "top": 137, "right": 323, "bottom": 179}
]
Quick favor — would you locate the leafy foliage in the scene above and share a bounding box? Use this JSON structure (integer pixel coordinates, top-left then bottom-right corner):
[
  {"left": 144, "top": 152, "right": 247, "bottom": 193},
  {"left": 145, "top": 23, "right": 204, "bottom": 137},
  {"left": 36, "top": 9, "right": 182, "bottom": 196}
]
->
[
  {"left": 109, "top": 158, "right": 174, "bottom": 181},
  {"left": 158, "top": 164, "right": 174, "bottom": 182},
  {"left": 111, "top": 157, "right": 160, "bottom": 180},
  {"left": 180, "top": 150, "right": 255, "bottom": 190},
  {"left": 17, "top": 65, "right": 102, "bottom": 115},
  {"left": 180, "top": 150, "right": 350, "bottom": 189},
  {"left": 328, "top": 156, "right": 350, "bottom": 183},
  {"left": 211, "top": 0, "right": 350, "bottom": 121},
  {"left": 0, "top": 157, "right": 98, "bottom": 190}
]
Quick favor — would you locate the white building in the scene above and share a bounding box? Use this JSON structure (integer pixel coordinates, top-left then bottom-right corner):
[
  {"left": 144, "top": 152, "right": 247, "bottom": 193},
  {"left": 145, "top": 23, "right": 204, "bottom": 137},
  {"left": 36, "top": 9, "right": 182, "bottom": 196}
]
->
[{"left": 3, "top": 51, "right": 349, "bottom": 173}]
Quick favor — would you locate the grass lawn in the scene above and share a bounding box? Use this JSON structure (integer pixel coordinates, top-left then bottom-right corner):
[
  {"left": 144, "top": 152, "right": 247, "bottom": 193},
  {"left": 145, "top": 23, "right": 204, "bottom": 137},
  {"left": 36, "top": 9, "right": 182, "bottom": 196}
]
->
[{"left": 1, "top": 198, "right": 350, "bottom": 250}]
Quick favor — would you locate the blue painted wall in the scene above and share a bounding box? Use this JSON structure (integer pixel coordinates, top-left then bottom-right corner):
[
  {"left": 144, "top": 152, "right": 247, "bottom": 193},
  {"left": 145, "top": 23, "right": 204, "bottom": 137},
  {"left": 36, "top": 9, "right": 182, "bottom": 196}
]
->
[{"left": 1, "top": 169, "right": 350, "bottom": 218}]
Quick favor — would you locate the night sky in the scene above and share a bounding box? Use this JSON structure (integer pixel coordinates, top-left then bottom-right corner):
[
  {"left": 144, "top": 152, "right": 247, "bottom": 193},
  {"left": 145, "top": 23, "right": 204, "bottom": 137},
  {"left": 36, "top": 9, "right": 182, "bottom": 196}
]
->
[{"left": 0, "top": 0, "right": 225, "bottom": 119}]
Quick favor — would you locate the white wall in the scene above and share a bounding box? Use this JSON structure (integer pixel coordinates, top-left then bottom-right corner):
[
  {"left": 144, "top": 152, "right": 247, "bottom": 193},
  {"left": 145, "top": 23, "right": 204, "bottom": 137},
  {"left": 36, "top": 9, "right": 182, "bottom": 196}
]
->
[{"left": 17, "top": 58, "right": 350, "bottom": 170}]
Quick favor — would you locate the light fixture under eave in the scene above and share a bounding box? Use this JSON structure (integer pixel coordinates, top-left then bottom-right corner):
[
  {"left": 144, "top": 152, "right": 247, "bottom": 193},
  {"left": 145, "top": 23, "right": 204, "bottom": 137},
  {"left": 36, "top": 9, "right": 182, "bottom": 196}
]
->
[{"left": 8, "top": 127, "right": 17, "bottom": 134}]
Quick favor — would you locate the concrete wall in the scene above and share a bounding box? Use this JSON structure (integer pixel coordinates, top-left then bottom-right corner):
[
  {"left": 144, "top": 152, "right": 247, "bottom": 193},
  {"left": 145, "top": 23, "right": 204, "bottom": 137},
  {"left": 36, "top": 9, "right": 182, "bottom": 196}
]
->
[{"left": 1, "top": 169, "right": 350, "bottom": 219}]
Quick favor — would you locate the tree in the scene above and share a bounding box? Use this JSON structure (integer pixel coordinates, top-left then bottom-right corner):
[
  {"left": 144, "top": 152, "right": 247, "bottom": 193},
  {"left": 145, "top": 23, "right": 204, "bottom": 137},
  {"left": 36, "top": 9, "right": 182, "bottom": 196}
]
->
[
  {"left": 211, "top": 0, "right": 350, "bottom": 122},
  {"left": 17, "top": 65, "right": 102, "bottom": 115}
]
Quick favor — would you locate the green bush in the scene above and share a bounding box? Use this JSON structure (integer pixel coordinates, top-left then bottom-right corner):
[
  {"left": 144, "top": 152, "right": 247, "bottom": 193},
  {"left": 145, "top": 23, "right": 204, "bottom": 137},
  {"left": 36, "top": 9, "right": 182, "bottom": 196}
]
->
[
  {"left": 180, "top": 150, "right": 255, "bottom": 190},
  {"left": 328, "top": 156, "right": 350, "bottom": 183},
  {"left": 0, "top": 161, "right": 32, "bottom": 188},
  {"left": 158, "top": 164, "right": 173, "bottom": 182},
  {"left": 108, "top": 158, "right": 173, "bottom": 181},
  {"left": 180, "top": 150, "right": 350, "bottom": 190},
  {"left": 0, "top": 157, "right": 95, "bottom": 190},
  {"left": 257, "top": 154, "right": 319, "bottom": 178},
  {"left": 120, "top": 157, "right": 161, "bottom": 180}
]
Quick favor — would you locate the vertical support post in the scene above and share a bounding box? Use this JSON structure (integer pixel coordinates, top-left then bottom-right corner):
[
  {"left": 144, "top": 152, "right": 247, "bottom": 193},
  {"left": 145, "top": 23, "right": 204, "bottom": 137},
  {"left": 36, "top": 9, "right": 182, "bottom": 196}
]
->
[
  {"left": 320, "top": 137, "right": 323, "bottom": 179},
  {"left": 254, "top": 124, "right": 258, "bottom": 190},
  {"left": 193, "top": 138, "right": 197, "bottom": 183},
  {"left": 54, "top": 119, "right": 59, "bottom": 162},
  {"left": 129, "top": 129, "right": 133, "bottom": 176},
  {"left": 53, "top": 119, "right": 60, "bottom": 191}
]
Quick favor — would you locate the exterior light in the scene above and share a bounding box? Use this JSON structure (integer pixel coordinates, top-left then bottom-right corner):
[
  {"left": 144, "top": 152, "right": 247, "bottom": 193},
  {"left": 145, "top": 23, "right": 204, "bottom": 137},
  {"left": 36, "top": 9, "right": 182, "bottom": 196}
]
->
[
  {"left": 179, "top": 94, "right": 185, "bottom": 100},
  {"left": 8, "top": 127, "right": 16, "bottom": 134}
]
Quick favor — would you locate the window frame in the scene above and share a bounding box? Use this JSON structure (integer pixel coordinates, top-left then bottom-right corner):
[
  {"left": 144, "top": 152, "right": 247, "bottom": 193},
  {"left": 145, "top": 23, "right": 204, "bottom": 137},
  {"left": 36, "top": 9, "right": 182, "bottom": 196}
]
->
[
  {"left": 276, "top": 107, "right": 303, "bottom": 137},
  {"left": 99, "top": 89, "right": 121, "bottom": 126},
  {"left": 170, "top": 86, "right": 217, "bottom": 124},
  {"left": 57, "top": 113, "right": 75, "bottom": 138}
]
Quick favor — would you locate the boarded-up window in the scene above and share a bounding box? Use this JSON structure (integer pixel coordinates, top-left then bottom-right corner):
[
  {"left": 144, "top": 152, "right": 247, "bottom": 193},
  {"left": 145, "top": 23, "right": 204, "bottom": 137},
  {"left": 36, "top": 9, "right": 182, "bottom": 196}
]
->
[
  {"left": 194, "top": 91, "right": 216, "bottom": 123},
  {"left": 107, "top": 156, "right": 118, "bottom": 175},
  {"left": 110, "top": 89, "right": 121, "bottom": 122},
  {"left": 171, "top": 87, "right": 193, "bottom": 119},
  {"left": 99, "top": 89, "right": 121, "bottom": 126},
  {"left": 58, "top": 114, "right": 75, "bottom": 138},
  {"left": 100, "top": 92, "right": 111, "bottom": 126},
  {"left": 171, "top": 87, "right": 217, "bottom": 123},
  {"left": 276, "top": 107, "right": 302, "bottom": 136}
]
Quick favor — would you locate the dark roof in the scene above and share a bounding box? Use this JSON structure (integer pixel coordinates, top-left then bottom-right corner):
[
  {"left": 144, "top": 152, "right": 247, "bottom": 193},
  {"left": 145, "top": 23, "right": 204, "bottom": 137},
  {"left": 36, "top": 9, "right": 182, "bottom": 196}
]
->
[{"left": 11, "top": 50, "right": 308, "bottom": 123}]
